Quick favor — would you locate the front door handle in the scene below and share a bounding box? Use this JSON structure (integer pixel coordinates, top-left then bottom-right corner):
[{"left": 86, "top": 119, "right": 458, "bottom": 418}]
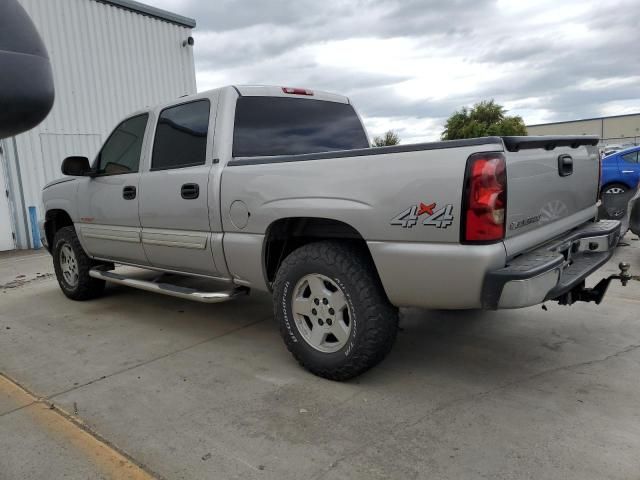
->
[
  {"left": 181, "top": 183, "right": 199, "bottom": 199},
  {"left": 122, "top": 185, "right": 136, "bottom": 200},
  {"left": 622, "top": 170, "right": 634, "bottom": 173}
]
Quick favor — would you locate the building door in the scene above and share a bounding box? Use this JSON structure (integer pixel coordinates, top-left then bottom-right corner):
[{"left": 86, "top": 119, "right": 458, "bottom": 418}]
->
[{"left": 0, "top": 147, "right": 16, "bottom": 251}]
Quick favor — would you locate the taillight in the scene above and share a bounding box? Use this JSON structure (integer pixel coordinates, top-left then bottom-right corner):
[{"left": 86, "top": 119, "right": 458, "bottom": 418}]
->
[
  {"left": 282, "top": 87, "right": 314, "bottom": 96},
  {"left": 462, "top": 152, "right": 507, "bottom": 243}
]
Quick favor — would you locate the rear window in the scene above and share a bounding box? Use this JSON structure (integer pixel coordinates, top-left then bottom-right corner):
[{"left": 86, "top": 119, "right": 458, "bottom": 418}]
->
[{"left": 232, "top": 96, "right": 369, "bottom": 157}]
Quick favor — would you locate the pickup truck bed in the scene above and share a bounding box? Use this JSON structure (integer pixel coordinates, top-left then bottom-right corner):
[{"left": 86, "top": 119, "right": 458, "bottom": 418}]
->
[{"left": 222, "top": 129, "right": 601, "bottom": 309}]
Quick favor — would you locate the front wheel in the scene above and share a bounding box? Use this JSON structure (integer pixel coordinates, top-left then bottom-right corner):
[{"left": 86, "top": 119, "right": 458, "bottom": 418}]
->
[
  {"left": 273, "top": 241, "right": 398, "bottom": 381},
  {"left": 52, "top": 226, "right": 105, "bottom": 300}
]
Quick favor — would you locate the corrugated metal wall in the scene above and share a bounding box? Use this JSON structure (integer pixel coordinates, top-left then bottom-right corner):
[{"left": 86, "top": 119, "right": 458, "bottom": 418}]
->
[
  {"left": 5, "top": 0, "right": 196, "bottom": 248},
  {"left": 527, "top": 114, "right": 640, "bottom": 147}
]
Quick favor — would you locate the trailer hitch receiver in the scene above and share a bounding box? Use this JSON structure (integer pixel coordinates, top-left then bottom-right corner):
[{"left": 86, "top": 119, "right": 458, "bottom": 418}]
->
[{"left": 556, "top": 262, "right": 632, "bottom": 306}]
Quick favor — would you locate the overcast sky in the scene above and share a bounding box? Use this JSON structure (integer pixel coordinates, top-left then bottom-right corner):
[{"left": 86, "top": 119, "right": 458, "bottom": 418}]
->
[{"left": 149, "top": 0, "right": 639, "bottom": 143}]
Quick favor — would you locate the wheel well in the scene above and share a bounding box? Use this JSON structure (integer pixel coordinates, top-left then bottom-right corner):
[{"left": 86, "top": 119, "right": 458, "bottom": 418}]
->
[
  {"left": 263, "top": 217, "right": 374, "bottom": 284},
  {"left": 44, "top": 209, "right": 73, "bottom": 252},
  {"left": 601, "top": 181, "right": 630, "bottom": 192}
]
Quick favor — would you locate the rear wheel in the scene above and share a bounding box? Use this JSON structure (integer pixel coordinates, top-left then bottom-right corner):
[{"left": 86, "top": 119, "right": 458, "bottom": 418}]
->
[
  {"left": 52, "top": 226, "right": 105, "bottom": 300},
  {"left": 273, "top": 241, "right": 398, "bottom": 381},
  {"left": 601, "top": 183, "right": 629, "bottom": 218},
  {"left": 603, "top": 183, "right": 628, "bottom": 195}
]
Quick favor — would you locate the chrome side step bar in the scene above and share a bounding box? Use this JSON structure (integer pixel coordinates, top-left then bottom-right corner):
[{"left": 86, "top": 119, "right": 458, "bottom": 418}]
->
[{"left": 89, "top": 268, "right": 249, "bottom": 303}]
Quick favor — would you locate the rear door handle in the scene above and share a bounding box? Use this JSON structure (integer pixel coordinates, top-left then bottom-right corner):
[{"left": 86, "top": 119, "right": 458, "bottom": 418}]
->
[
  {"left": 622, "top": 170, "right": 634, "bottom": 173},
  {"left": 122, "top": 185, "right": 136, "bottom": 200},
  {"left": 181, "top": 183, "right": 199, "bottom": 199}
]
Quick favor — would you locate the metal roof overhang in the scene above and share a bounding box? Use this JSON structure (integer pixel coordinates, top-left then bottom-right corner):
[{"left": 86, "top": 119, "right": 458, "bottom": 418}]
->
[{"left": 95, "top": 0, "right": 196, "bottom": 28}]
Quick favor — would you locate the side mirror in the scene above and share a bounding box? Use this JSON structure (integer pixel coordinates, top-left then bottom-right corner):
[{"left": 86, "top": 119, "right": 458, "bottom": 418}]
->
[
  {"left": 0, "top": 0, "right": 55, "bottom": 138},
  {"left": 61, "top": 156, "right": 91, "bottom": 176}
]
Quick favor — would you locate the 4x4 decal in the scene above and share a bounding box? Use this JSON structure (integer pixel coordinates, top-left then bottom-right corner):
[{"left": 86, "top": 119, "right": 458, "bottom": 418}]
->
[{"left": 390, "top": 202, "right": 454, "bottom": 229}]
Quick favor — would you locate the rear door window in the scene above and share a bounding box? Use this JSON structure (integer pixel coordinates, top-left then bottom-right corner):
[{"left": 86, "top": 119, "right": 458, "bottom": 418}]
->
[
  {"left": 232, "top": 96, "right": 369, "bottom": 157},
  {"left": 151, "top": 99, "right": 210, "bottom": 171}
]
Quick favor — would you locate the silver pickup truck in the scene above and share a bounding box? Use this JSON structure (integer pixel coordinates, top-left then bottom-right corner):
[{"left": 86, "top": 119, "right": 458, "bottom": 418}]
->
[{"left": 41, "top": 85, "right": 630, "bottom": 380}]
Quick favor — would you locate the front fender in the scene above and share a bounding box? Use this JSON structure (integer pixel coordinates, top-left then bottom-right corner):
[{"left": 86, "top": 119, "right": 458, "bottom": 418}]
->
[{"left": 42, "top": 178, "right": 79, "bottom": 221}]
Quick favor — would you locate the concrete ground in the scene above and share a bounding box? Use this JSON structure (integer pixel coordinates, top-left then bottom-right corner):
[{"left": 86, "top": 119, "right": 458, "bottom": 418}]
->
[{"left": 1, "top": 237, "right": 640, "bottom": 480}]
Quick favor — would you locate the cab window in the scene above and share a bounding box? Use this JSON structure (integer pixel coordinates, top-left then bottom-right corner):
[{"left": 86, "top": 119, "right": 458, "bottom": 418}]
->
[
  {"left": 95, "top": 114, "right": 148, "bottom": 175},
  {"left": 151, "top": 99, "right": 210, "bottom": 171}
]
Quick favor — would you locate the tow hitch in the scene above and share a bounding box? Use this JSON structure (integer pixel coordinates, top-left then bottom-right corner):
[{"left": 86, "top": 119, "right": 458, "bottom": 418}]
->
[{"left": 556, "top": 262, "right": 632, "bottom": 306}]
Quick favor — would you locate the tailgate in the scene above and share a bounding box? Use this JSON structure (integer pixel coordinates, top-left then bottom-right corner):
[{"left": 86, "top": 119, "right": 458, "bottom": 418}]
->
[{"left": 502, "top": 136, "right": 600, "bottom": 252}]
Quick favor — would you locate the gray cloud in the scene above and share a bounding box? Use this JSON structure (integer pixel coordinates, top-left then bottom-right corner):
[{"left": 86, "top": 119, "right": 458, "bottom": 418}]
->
[
  {"left": 172, "top": 0, "right": 493, "bottom": 37},
  {"left": 150, "top": 0, "right": 640, "bottom": 139}
]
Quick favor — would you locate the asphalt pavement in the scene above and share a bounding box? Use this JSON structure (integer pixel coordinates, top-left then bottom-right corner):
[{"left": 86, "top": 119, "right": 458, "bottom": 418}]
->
[{"left": 1, "top": 236, "right": 639, "bottom": 480}]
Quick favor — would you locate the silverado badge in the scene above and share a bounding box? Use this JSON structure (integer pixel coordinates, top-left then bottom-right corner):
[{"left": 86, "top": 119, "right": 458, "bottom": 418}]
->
[{"left": 509, "top": 214, "right": 541, "bottom": 230}]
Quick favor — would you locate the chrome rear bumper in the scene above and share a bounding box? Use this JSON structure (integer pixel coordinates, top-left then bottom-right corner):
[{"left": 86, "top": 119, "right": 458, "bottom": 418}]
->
[{"left": 483, "top": 220, "right": 621, "bottom": 309}]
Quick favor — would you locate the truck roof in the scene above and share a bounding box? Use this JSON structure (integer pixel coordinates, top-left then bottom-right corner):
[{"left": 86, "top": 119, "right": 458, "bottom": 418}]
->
[{"left": 117, "top": 85, "right": 353, "bottom": 130}]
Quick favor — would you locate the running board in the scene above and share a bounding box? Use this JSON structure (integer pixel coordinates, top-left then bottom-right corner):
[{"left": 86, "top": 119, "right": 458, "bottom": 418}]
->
[{"left": 89, "top": 268, "right": 249, "bottom": 303}]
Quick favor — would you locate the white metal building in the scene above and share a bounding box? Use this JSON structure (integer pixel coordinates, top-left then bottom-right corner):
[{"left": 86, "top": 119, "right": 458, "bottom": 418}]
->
[
  {"left": 0, "top": 0, "right": 197, "bottom": 251},
  {"left": 527, "top": 113, "right": 640, "bottom": 148}
]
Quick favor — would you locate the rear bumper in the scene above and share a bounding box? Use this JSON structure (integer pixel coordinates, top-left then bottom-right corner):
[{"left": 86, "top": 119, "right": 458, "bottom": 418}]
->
[{"left": 483, "top": 220, "right": 621, "bottom": 309}]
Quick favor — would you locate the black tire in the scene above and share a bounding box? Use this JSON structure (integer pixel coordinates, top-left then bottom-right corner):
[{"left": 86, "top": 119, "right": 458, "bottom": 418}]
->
[
  {"left": 52, "top": 226, "right": 105, "bottom": 300},
  {"left": 273, "top": 241, "right": 398, "bottom": 381}
]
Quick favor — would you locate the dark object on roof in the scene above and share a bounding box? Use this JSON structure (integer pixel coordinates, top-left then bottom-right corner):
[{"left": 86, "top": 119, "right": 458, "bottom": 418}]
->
[{"left": 0, "top": 0, "right": 54, "bottom": 138}]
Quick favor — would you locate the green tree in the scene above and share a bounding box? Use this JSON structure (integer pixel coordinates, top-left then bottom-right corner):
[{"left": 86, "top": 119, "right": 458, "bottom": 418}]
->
[
  {"left": 441, "top": 100, "right": 527, "bottom": 140},
  {"left": 373, "top": 130, "right": 400, "bottom": 146}
]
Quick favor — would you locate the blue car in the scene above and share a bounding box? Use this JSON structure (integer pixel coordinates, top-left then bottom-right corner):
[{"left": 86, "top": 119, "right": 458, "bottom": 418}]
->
[
  {"left": 601, "top": 145, "right": 640, "bottom": 196},
  {"left": 600, "top": 145, "right": 640, "bottom": 218}
]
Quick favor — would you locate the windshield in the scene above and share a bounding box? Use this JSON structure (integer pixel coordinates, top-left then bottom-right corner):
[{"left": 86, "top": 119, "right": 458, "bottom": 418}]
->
[{"left": 232, "top": 96, "right": 369, "bottom": 157}]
